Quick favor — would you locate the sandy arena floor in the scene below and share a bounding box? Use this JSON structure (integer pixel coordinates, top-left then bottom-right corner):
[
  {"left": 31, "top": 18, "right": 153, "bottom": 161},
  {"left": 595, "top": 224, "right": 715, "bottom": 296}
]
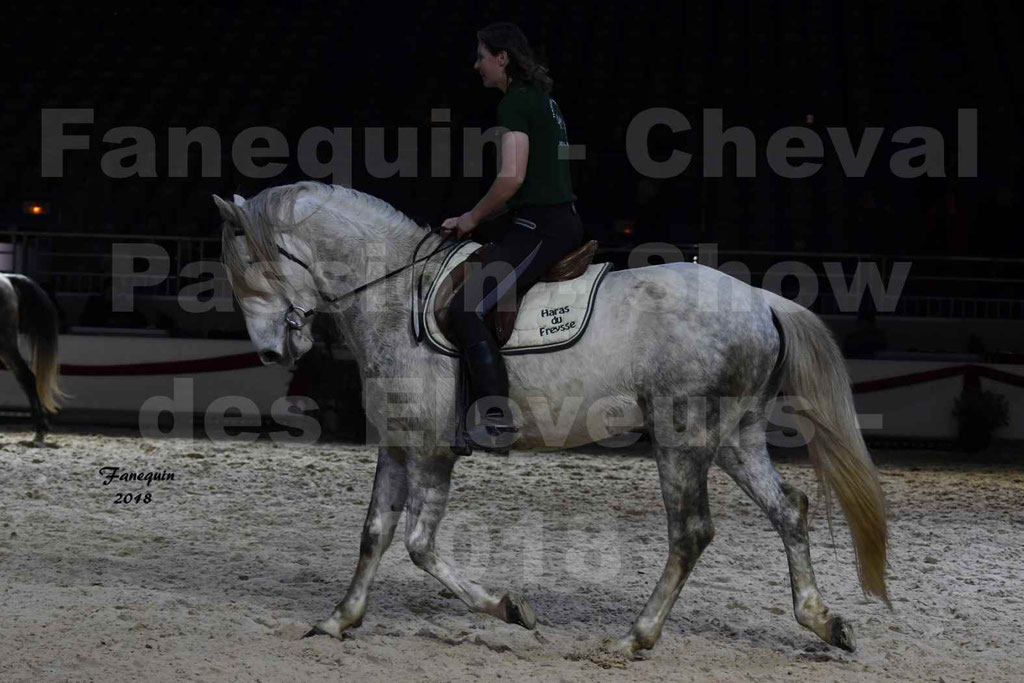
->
[{"left": 1, "top": 426, "right": 1022, "bottom": 682}]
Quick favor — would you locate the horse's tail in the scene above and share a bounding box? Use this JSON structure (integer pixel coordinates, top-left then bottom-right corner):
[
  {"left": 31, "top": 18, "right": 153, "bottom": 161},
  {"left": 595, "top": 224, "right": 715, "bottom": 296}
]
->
[
  {"left": 9, "top": 275, "right": 65, "bottom": 413},
  {"left": 767, "top": 293, "right": 889, "bottom": 607}
]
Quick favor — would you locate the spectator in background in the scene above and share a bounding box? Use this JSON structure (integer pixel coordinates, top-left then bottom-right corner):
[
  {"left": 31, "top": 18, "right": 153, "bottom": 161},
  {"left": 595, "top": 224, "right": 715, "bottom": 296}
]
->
[
  {"left": 922, "top": 185, "right": 972, "bottom": 255},
  {"left": 995, "top": 182, "right": 1020, "bottom": 256},
  {"left": 941, "top": 188, "right": 971, "bottom": 255}
]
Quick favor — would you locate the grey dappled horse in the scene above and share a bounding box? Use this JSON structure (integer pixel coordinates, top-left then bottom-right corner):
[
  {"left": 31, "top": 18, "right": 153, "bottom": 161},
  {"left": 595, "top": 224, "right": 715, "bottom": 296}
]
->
[
  {"left": 215, "top": 182, "right": 889, "bottom": 659},
  {"left": 0, "top": 274, "right": 63, "bottom": 444}
]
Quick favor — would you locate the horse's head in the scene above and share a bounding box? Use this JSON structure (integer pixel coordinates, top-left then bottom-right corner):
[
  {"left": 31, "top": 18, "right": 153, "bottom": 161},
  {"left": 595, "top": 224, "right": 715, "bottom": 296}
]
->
[{"left": 214, "top": 190, "right": 321, "bottom": 367}]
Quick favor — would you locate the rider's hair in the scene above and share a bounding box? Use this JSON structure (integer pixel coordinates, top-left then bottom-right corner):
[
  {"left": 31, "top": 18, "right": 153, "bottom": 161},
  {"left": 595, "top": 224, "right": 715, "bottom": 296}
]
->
[{"left": 477, "top": 22, "right": 554, "bottom": 94}]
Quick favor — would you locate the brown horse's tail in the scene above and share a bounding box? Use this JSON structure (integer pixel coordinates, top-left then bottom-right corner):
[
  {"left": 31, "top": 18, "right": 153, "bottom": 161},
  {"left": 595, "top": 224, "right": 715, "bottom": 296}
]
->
[
  {"left": 768, "top": 293, "right": 890, "bottom": 607},
  {"left": 9, "top": 275, "right": 66, "bottom": 413}
]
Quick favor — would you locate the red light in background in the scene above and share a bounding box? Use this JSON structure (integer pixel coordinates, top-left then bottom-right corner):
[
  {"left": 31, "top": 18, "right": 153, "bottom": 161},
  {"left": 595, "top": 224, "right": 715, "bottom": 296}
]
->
[{"left": 21, "top": 201, "right": 50, "bottom": 216}]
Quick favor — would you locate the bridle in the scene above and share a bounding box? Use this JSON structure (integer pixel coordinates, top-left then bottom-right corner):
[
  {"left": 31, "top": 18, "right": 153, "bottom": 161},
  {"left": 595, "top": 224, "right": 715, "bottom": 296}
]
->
[{"left": 259, "top": 228, "right": 459, "bottom": 332}]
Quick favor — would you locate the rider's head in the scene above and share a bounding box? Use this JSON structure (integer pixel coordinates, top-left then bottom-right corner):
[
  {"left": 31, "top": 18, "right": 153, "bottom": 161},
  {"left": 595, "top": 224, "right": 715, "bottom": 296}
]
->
[{"left": 475, "top": 22, "right": 553, "bottom": 93}]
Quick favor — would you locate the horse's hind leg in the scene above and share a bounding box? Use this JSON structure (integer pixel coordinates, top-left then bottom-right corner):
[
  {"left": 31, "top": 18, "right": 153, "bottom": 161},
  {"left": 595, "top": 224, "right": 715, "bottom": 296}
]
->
[
  {"left": 605, "top": 445, "right": 716, "bottom": 659},
  {"left": 310, "top": 446, "right": 409, "bottom": 639},
  {"left": 715, "top": 419, "right": 856, "bottom": 652},
  {"left": 0, "top": 346, "right": 47, "bottom": 444},
  {"left": 403, "top": 451, "right": 536, "bottom": 629}
]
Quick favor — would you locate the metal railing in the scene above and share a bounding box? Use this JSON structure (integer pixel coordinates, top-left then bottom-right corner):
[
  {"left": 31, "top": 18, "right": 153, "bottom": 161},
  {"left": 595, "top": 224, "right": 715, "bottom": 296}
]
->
[
  {"left": 596, "top": 244, "right": 1024, "bottom": 319},
  {"left": 5, "top": 229, "right": 1023, "bottom": 319},
  {"left": 3, "top": 228, "right": 222, "bottom": 296}
]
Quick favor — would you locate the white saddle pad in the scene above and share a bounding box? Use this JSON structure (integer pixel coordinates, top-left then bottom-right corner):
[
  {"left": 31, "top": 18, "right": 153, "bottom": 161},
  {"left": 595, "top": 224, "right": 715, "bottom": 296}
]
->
[{"left": 419, "top": 241, "right": 611, "bottom": 356}]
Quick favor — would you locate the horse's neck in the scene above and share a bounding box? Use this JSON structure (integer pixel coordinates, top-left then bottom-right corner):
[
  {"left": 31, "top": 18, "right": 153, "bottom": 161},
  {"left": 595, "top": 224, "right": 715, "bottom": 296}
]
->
[{"left": 311, "top": 220, "right": 441, "bottom": 376}]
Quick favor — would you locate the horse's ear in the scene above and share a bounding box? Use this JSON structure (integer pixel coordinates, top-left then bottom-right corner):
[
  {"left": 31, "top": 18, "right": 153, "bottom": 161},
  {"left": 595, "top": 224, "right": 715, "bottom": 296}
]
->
[
  {"left": 233, "top": 193, "right": 246, "bottom": 207},
  {"left": 212, "top": 194, "right": 239, "bottom": 223}
]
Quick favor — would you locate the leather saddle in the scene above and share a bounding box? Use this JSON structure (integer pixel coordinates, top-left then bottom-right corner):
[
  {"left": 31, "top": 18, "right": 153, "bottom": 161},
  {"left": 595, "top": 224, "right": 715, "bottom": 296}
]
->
[{"left": 433, "top": 239, "right": 599, "bottom": 348}]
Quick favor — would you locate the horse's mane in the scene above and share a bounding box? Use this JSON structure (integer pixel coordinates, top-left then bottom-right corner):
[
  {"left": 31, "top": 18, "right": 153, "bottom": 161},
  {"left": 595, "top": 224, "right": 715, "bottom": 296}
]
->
[{"left": 221, "top": 181, "right": 424, "bottom": 298}]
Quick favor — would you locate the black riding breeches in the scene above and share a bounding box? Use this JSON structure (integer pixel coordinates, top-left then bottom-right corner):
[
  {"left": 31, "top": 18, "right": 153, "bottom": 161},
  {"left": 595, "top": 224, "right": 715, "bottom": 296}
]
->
[{"left": 447, "top": 202, "right": 584, "bottom": 349}]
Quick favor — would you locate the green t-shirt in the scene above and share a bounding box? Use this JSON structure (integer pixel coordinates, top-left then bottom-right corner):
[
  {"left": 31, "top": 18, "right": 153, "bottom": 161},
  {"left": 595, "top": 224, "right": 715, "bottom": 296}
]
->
[{"left": 497, "top": 81, "right": 574, "bottom": 209}]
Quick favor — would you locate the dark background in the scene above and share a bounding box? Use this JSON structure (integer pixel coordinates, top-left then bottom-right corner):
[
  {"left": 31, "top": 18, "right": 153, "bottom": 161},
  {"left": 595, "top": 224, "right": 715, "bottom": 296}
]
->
[{"left": 3, "top": 0, "right": 1022, "bottom": 256}]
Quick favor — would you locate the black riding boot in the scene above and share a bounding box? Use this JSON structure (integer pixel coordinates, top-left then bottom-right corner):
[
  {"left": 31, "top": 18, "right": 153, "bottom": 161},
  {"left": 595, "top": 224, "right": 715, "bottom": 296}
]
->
[{"left": 461, "top": 338, "right": 519, "bottom": 454}]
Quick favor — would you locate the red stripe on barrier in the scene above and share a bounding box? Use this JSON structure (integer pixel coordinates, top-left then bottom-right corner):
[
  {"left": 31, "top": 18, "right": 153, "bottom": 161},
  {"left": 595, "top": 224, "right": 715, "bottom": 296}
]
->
[
  {"left": 57, "top": 352, "right": 264, "bottom": 376},
  {"left": 851, "top": 365, "right": 969, "bottom": 393},
  {"left": 852, "top": 363, "right": 1024, "bottom": 393},
  {"left": 973, "top": 364, "right": 1024, "bottom": 388},
  {"left": 5, "top": 351, "right": 1024, "bottom": 389}
]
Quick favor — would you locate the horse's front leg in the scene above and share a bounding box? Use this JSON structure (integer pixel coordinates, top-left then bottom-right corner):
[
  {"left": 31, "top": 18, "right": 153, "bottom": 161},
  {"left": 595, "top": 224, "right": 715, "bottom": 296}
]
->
[
  {"left": 404, "top": 451, "right": 536, "bottom": 629},
  {"left": 307, "top": 446, "right": 409, "bottom": 639}
]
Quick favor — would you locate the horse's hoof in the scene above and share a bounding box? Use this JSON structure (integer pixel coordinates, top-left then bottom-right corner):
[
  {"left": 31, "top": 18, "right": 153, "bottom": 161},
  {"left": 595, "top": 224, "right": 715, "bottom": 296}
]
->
[
  {"left": 303, "top": 624, "right": 356, "bottom": 641},
  {"left": 302, "top": 625, "right": 329, "bottom": 639},
  {"left": 601, "top": 635, "right": 638, "bottom": 661},
  {"left": 303, "top": 615, "right": 362, "bottom": 641},
  {"left": 499, "top": 592, "right": 536, "bottom": 630},
  {"left": 828, "top": 615, "right": 856, "bottom": 652}
]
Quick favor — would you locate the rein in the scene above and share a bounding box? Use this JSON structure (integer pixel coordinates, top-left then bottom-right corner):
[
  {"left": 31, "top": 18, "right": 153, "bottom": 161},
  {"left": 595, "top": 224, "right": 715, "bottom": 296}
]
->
[{"left": 271, "top": 228, "right": 459, "bottom": 330}]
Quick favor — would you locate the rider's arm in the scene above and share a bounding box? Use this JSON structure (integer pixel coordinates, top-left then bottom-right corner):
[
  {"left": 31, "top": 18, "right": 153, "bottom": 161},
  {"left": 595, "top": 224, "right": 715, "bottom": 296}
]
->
[{"left": 469, "top": 131, "right": 529, "bottom": 224}]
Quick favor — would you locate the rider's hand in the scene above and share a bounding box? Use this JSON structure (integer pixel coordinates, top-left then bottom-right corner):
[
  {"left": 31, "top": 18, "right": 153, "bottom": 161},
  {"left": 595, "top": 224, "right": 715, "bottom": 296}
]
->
[{"left": 440, "top": 212, "right": 478, "bottom": 239}]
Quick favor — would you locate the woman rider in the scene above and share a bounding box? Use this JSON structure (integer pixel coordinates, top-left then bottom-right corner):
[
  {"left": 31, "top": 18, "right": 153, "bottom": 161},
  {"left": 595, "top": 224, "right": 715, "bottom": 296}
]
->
[{"left": 441, "top": 22, "right": 584, "bottom": 453}]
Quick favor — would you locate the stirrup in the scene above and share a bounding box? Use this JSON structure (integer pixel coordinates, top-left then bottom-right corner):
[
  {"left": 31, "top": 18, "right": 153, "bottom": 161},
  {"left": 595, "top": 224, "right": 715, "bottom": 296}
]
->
[{"left": 463, "top": 418, "right": 519, "bottom": 455}]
